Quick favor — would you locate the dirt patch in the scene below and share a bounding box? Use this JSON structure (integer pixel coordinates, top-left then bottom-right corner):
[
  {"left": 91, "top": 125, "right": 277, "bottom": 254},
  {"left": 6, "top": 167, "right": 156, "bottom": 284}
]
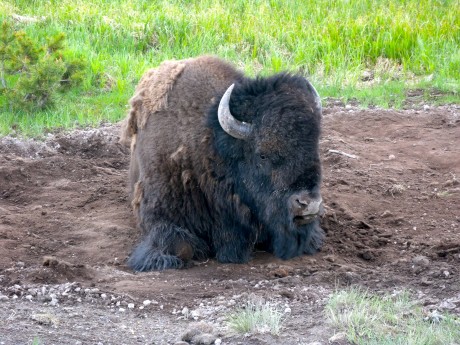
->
[{"left": 1, "top": 106, "right": 459, "bottom": 344}]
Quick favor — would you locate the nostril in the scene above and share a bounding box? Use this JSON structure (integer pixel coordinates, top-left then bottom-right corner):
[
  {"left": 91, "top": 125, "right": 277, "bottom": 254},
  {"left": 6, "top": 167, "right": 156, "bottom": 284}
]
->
[{"left": 296, "top": 198, "right": 308, "bottom": 207}]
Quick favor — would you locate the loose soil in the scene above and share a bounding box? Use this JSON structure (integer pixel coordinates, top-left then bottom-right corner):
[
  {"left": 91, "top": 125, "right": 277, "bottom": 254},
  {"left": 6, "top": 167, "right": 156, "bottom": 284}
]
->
[{"left": 1, "top": 106, "right": 459, "bottom": 345}]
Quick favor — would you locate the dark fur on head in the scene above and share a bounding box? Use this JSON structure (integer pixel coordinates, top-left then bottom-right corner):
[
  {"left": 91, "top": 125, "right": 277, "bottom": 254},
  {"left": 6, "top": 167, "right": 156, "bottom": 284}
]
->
[
  {"left": 123, "top": 56, "right": 324, "bottom": 271},
  {"left": 207, "top": 73, "right": 323, "bottom": 260}
]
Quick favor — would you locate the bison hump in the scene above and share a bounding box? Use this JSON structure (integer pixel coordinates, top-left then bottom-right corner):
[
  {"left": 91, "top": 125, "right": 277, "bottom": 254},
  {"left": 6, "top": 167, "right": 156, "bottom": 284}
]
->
[{"left": 120, "top": 60, "right": 187, "bottom": 146}]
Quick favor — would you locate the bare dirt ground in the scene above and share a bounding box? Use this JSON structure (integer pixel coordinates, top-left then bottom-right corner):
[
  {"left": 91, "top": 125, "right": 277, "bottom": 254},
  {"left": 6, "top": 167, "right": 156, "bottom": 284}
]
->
[{"left": 1, "top": 105, "right": 459, "bottom": 345}]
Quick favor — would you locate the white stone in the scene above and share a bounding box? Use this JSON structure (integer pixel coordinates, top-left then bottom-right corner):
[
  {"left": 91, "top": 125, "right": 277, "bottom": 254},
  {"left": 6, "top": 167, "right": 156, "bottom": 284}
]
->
[
  {"left": 50, "top": 298, "right": 58, "bottom": 306},
  {"left": 143, "top": 300, "right": 152, "bottom": 306},
  {"left": 191, "top": 310, "right": 200, "bottom": 320}
]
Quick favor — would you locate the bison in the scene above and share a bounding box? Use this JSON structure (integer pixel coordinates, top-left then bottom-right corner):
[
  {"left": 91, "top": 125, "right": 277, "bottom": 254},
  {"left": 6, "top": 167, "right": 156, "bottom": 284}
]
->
[{"left": 121, "top": 56, "right": 324, "bottom": 271}]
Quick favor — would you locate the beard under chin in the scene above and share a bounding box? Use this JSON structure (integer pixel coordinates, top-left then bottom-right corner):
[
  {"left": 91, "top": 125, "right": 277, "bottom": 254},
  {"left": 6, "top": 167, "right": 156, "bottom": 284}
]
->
[{"left": 293, "top": 214, "right": 319, "bottom": 226}]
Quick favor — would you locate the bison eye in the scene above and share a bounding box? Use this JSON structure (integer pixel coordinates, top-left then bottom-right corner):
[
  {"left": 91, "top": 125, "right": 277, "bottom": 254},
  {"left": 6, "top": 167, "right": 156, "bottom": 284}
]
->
[{"left": 259, "top": 154, "right": 267, "bottom": 160}]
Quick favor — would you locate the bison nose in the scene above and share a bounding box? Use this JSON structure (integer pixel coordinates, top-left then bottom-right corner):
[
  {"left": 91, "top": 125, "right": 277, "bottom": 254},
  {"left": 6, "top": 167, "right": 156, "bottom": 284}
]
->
[{"left": 289, "top": 192, "right": 323, "bottom": 216}]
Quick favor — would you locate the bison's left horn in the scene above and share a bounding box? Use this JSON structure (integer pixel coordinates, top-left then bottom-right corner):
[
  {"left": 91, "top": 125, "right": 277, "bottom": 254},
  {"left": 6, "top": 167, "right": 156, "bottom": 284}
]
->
[{"left": 218, "top": 84, "right": 253, "bottom": 140}]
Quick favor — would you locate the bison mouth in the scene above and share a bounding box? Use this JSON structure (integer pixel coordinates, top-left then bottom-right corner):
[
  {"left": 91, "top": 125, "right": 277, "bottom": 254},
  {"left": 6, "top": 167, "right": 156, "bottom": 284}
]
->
[
  {"left": 292, "top": 201, "right": 325, "bottom": 226},
  {"left": 293, "top": 214, "right": 318, "bottom": 226}
]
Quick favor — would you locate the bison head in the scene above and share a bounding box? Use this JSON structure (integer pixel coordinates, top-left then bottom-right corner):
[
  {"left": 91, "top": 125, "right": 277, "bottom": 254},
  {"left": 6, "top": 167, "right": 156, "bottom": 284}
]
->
[{"left": 209, "top": 73, "right": 324, "bottom": 259}]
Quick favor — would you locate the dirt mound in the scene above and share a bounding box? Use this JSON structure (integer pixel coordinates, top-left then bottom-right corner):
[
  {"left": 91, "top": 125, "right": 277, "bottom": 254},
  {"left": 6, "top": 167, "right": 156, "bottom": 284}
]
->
[{"left": 0, "top": 106, "right": 459, "bottom": 344}]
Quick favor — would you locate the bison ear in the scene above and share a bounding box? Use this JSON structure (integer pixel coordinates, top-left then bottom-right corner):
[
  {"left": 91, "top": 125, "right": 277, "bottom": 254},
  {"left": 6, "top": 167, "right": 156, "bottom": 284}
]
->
[
  {"left": 304, "top": 78, "right": 322, "bottom": 114},
  {"left": 218, "top": 84, "right": 254, "bottom": 140}
]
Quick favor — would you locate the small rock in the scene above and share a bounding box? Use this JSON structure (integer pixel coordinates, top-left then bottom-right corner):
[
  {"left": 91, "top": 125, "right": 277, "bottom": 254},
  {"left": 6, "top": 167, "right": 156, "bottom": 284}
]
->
[
  {"left": 118, "top": 308, "right": 125, "bottom": 312},
  {"left": 284, "top": 307, "right": 291, "bottom": 313},
  {"left": 50, "top": 298, "right": 58, "bottom": 306},
  {"left": 0, "top": 295, "right": 9, "bottom": 301},
  {"left": 182, "top": 307, "right": 189, "bottom": 316},
  {"left": 214, "top": 339, "right": 222, "bottom": 345},
  {"left": 31, "top": 313, "right": 58, "bottom": 326},
  {"left": 193, "top": 333, "right": 217, "bottom": 345},
  {"left": 270, "top": 265, "right": 293, "bottom": 278},
  {"left": 424, "top": 309, "right": 444, "bottom": 323},
  {"left": 277, "top": 276, "right": 301, "bottom": 285},
  {"left": 359, "top": 250, "right": 374, "bottom": 261},
  {"left": 182, "top": 322, "right": 215, "bottom": 342},
  {"left": 128, "top": 303, "right": 135, "bottom": 309},
  {"left": 361, "top": 70, "right": 373, "bottom": 81},
  {"left": 412, "top": 255, "right": 430, "bottom": 267},
  {"left": 420, "top": 277, "right": 433, "bottom": 286},
  {"left": 227, "top": 299, "right": 236, "bottom": 306},
  {"left": 388, "top": 154, "right": 396, "bottom": 160},
  {"left": 423, "top": 104, "right": 430, "bottom": 111},
  {"left": 329, "top": 332, "right": 347, "bottom": 342},
  {"left": 191, "top": 309, "right": 200, "bottom": 320},
  {"left": 380, "top": 210, "right": 393, "bottom": 218},
  {"left": 341, "top": 271, "right": 360, "bottom": 284},
  {"left": 443, "top": 179, "right": 459, "bottom": 187},
  {"left": 25, "top": 295, "right": 33, "bottom": 301},
  {"left": 279, "top": 290, "right": 294, "bottom": 299},
  {"left": 100, "top": 293, "right": 107, "bottom": 299},
  {"left": 143, "top": 300, "right": 152, "bottom": 306},
  {"left": 174, "top": 342, "right": 189, "bottom": 345}
]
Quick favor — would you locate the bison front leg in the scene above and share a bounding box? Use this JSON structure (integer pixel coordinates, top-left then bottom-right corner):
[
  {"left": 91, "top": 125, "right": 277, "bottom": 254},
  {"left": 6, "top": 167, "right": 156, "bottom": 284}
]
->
[
  {"left": 128, "top": 222, "right": 206, "bottom": 271},
  {"left": 213, "top": 224, "right": 256, "bottom": 264}
]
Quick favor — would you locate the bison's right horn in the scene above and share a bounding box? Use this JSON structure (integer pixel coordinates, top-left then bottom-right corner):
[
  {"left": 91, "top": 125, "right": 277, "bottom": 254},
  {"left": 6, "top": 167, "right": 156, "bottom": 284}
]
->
[
  {"left": 218, "top": 84, "right": 253, "bottom": 140},
  {"left": 305, "top": 79, "right": 322, "bottom": 113}
]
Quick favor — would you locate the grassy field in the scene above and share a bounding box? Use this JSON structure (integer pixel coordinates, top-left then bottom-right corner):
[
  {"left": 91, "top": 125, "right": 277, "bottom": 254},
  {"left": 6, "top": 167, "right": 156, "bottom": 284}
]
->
[
  {"left": 1, "top": 0, "right": 459, "bottom": 136},
  {"left": 327, "top": 288, "right": 460, "bottom": 345}
]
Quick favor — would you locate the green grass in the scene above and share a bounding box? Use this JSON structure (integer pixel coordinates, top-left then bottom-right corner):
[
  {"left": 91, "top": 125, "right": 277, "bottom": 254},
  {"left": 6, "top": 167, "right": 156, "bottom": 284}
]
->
[
  {"left": 326, "top": 288, "right": 460, "bottom": 345},
  {"left": 1, "top": 0, "right": 459, "bottom": 136},
  {"left": 31, "top": 337, "right": 42, "bottom": 345},
  {"left": 227, "top": 298, "right": 284, "bottom": 335}
]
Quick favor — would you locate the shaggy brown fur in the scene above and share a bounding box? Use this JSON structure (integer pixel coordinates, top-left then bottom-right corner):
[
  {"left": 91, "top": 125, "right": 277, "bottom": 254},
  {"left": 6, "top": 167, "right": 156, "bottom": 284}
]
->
[{"left": 121, "top": 56, "right": 243, "bottom": 195}]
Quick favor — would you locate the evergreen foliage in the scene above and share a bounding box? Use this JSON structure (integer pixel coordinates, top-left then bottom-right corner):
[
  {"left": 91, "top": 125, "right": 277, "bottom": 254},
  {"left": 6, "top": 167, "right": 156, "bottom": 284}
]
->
[{"left": 0, "top": 20, "right": 85, "bottom": 112}]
